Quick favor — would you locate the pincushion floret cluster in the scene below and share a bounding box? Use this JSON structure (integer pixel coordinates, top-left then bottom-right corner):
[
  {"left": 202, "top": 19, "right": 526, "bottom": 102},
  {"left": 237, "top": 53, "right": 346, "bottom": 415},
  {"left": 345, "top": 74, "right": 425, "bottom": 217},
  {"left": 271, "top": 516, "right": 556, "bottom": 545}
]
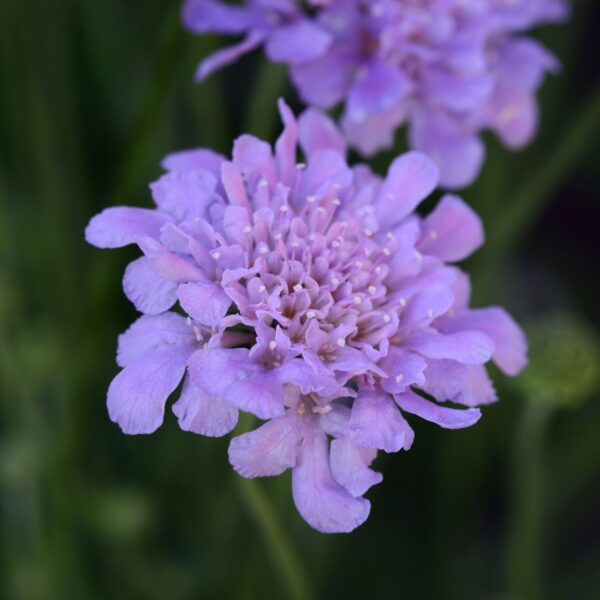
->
[
  {"left": 86, "top": 102, "right": 526, "bottom": 533},
  {"left": 183, "top": 0, "right": 567, "bottom": 188}
]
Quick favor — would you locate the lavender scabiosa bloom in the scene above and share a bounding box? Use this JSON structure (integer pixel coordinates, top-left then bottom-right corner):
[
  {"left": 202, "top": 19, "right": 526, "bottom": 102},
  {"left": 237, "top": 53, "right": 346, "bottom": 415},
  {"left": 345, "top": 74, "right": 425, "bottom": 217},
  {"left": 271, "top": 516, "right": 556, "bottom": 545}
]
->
[
  {"left": 86, "top": 100, "right": 526, "bottom": 533},
  {"left": 183, "top": 0, "right": 567, "bottom": 188}
]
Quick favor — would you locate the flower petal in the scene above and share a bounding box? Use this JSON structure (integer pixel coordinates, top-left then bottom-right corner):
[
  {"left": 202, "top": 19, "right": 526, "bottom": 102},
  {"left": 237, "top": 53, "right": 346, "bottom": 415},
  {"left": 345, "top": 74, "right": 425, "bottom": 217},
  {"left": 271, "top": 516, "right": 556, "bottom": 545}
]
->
[
  {"left": 266, "top": 20, "right": 331, "bottom": 64},
  {"left": 177, "top": 281, "right": 231, "bottom": 326},
  {"left": 116, "top": 312, "right": 194, "bottom": 368},
  {"left": 418, "top": 195, "right": 484, "bottom": 262},
  {"left": 407, "top": 330, "right": 495, "bottom": 364},
  {"left": 379, "top": 348, "right": 427, "bottom": 394},
  {"left": 298, "top": 107, "right": 346, "bottom": 157},
  {"left": 439, "top": 308, "right": 527, "bottom": 375},
  {"left": 329, "top": 438, "right": 383, "bottom": 498},
  {"left": 375, "top": 152, "right": 439, "bottom": 226},
  {"left": 224, "top": 371, "right": 285, "bottom": 419},
  {"left": 394, "top": 390, "right": 481, "bottom": 429},
  {"left": 85, "top": 207, "right": 170, "bottom": 248},
  {"left": 228, "top": 415, "right": 303, "bottom": 478},
  {"left": 173, "top": 377, "right": 238, "bottom": 437},
  {"left": 349, "top": 392, "right": 414, "bottom": 453},
  {"left": 292, "top": 431, "right": 370, "bottom": 533},
  {"left": 122, "top": 257, "right": 178, "bottom": 315},
  {"left": 161, "top": 147, "right": 226, "bottom": 175},
  {"left": 107, "top": 348, "right": 190, "bottom": 435}
]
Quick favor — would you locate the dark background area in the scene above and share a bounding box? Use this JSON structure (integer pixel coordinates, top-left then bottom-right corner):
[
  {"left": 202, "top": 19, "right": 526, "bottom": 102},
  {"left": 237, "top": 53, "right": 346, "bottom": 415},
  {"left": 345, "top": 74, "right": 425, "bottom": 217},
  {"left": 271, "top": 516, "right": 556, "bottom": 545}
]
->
[{"left": 1, "top": 1, "right": 599, "bottom": 598}]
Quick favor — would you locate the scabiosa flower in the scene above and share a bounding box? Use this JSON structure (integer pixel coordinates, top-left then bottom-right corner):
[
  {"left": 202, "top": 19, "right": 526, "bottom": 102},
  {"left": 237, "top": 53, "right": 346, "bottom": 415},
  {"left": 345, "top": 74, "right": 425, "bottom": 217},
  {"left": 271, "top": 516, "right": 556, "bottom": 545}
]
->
[
  {"left": 86, "top": 100, "right": 526, "bottom": 532},
  {"left": 183, "top": 0, "right": 567, "bottom": 188}
]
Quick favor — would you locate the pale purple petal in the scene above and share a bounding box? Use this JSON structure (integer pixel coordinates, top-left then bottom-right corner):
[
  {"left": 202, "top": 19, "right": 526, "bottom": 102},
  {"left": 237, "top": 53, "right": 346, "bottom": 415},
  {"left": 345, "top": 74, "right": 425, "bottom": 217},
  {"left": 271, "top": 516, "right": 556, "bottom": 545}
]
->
[
  {"left": 177, "top": 281, "right": 231, "bottom": 326},
  {"left": 375, "top": 152, "right": 439, "bottom": 225},
  {"left": 182, "top": 0, "right": 258, "bottom": 34},
  {"left": 438, "top": 307, "right": 527, "bottom": 375},
  {"left": 85, "top": 207, "right": 170, "bottom": 248},
  {"left": 418, "top": 195, "right": 484, "bottom": 262},
  {"left": 173, "top": 377, "right": 238, "bottom": 437},
  {"left": 407, "top": 330, "right": 495, "bottom": 364},
  {"left": 161, "top": 148, "right": 225, "bottom": 175},
  {"left": 116, "top": 312, "right": 194, "bottom": 368},
  {"left": 107, "top": 348, "right": 190, "bottom": 435},
  {"left": 229, "top": 415, "right": 303, "bottom": 477},
  {"left": 292, "top": 431, "right": 370, "bottom": 533},
  {"left": 379, "top": 348, "right": 427, "bottom": 394},
  {"left": 330, "top": 438, "right": 383, "bottom": 497},
  {"left": 298, "top": 107, "right": 346, "bottom": 157},
  {"left": 224, "top": 371, "right": 285, "bottom": 419},
  {"left": 122, "top": 257, "right": 178, "bottom": 315},
  {"left": 395, "top": 390, "right": 482, "bottom": 429},
  {"left": 454, "top": 365, "right": 498, "bottom": 407},
  {"left": 266, "top": 21, "right": 331, "bottom": 63},
  {"left": 349, "top": 392, "right": 414, "bottom": 453}
]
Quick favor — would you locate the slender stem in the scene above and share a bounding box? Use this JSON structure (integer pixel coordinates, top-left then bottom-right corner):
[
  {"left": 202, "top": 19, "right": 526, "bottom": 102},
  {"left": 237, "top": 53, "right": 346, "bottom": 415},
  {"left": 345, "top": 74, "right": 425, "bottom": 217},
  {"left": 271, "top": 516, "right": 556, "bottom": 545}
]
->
[
  {"left": 507, "top": 401, "right": 553, "bottom": 600},
  {"left": 243, "top": 61, "right": 289, "bottom": 139},
  {"left": 237, "top": 476, "right": 313, "bottom": 600}
]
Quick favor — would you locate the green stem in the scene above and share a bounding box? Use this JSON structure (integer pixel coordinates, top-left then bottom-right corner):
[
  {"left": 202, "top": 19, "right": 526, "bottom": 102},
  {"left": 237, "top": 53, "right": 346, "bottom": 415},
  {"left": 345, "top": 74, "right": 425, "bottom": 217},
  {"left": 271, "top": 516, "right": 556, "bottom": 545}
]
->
[
  {"left": 237, "top": 477, "right": 313, "bottom": 600},
  {"left": 243, "top": 61, "right": 289, "bottom": 139},
  {"left": 507, "top": 401, "right": 554, "bottom": 600}
]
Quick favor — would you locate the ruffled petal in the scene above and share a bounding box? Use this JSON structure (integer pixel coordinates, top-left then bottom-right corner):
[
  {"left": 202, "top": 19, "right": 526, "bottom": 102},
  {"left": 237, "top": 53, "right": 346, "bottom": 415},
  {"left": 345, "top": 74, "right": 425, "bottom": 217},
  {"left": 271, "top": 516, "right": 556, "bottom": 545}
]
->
[
  {"left": 349, "top": 392, "right": 414, "bottom": 453},
  {"left": 292, "top": 431, "right": 370, "bottom": 533},
  {"left": 379, "top": 348, "right": 427, "bottom": 394},
  {"left": 395, "top": 390, "right": 481, "bottom": 429},
  {"left": 224, "top": 371, "right": 285, "bottom": 419},
  {"left": 116, "top": 312, "right": 194, "bottom": 368},
  {"left": 407, "top": 330, "right": 495, "bottom": 364},
  {"left": 329, "top": 438, "right": 383, "bottom": 497},
  {"left": 107, "top": 348, "right": 190, "bottom": 435},
  {"left": 439, "top": 308, "right": 527, "bottom": 375},
  {"left": 228, "top": 415, "right": 303, "bottom": 477},
  {"left": 266, "top": 20, "right": 332, "bottom": 63},
  {"left": 161, "top": 148, "right": 225, "bottom": 176},
  {"left": 298, "top": 107, "right": 346, "bottom": 158},
  {"left": 85, "top": 207, "right": 170, "bottom": 248},
  {"left": 177, "top": 281, "right": 231, "bottom": 326},
  {"left": 173, "top": 377, "right": 238, "bottom": 437},
  {"left": 122, "top": 257, "right": 178, "bottom": 315}
]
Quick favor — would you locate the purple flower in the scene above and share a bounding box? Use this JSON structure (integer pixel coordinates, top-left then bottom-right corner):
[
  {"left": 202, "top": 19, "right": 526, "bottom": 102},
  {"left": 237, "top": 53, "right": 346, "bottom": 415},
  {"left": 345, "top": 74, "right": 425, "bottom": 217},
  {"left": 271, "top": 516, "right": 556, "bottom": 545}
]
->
[
  {"left": 183, "top": 0, "right": 567, "bottom": 188},
  {"left": 86, "top": 100, "right": 526, "bottom": 532}
]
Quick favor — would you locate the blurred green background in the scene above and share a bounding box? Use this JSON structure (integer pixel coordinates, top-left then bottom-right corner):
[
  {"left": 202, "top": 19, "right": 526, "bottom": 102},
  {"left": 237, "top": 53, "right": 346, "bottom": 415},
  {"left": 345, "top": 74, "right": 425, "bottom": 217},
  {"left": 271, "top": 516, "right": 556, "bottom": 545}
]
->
[{"left": 1, "top": 1, "right": 599, "bottom": 598}]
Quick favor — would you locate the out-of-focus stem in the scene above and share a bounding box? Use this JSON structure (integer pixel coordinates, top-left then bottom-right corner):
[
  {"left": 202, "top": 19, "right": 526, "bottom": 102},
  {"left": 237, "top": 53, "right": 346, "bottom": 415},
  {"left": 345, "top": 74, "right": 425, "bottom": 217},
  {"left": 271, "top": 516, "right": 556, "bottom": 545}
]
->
[
  {"left": 507, "top": 401, "right": 553, "bottom": 600},
  {"left": 244, "top": 61, "right": 289, "bottom": 139},
  {"left": 237, "top": 476, "right": 313, "bottom": 600}
]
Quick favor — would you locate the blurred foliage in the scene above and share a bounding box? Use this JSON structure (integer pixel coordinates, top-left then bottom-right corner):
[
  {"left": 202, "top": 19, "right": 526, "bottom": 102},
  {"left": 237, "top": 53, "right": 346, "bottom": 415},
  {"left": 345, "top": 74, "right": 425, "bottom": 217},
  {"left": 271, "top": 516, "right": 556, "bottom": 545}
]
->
[{"left": 1, "top": 0, "right": 600, "bottom": 599}]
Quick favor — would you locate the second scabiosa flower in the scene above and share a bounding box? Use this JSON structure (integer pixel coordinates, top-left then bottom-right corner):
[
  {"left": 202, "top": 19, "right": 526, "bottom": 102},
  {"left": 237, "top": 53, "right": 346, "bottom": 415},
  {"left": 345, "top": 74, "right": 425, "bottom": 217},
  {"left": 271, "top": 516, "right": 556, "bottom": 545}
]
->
[{"left": 86, "top": 101, "right": 526, "bottom": 533}]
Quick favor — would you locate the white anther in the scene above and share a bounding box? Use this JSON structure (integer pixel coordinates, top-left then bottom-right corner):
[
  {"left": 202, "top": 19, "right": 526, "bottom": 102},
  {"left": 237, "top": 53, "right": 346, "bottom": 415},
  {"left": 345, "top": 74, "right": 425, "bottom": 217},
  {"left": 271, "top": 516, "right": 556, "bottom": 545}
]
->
[
  {"left": 383, "top": 247, "right": 392, "bottom": 256},
  {"left": 274, "top": 232, "right": 282, "bottom": 240},
  {"left": 293, "top": 284, "right": 303, "bottom": 292},
  {"left": 375, "top": 266, "right": 383, "bottom": 275},
  {"left": 307, "top": 195, "right": 317, "bottom": 203},
  {"left": 383, "top": 313, "right": 391, "bottom": 323},
  {"left": 337, "top": 338, "right": 346, "bottom": 347},
  {"left": 258, "top": 179, "right": 269, "bottom": 187},
  {"left": 340, "top": 221, "right": 348, "bottom": 228},
  {"left": 332, "top": 198, "right": 342, "bottom": 206},
  {"left": 296, "top": 162, "right": 306, "bottom": 170},
  {"left": 400, "top": 297, "right": 407, "bottom": 306},
  {"left": 258, "top": 285, "right": 267, "bottom": 293},
  {"left": 387, "top": 232, "right": 395, "bottom": 240},
  {"left": 291, "top": 241, "right": 300, "bottom": 248},
  {"left": 353, "top": 295, "right": 362, "bottom": 305},
  {"left": 332, "top": 240, "right": 340, "bottom": 248},
  {"left": 427, "top": 309, "right": 434, "bottom": 319},
  {"left": 429, "top": 229, "right": 438, "bottom": 240},
  {"left": 355, "top": 260, "right": 364, "bottom": 268},
  {"left": 364, "top": 228, "right": 373, "bottom": 237},
  {"left": 212, "top": 251, "right": 221, "bottom": 260},
  {"left": 312, "top": 405, "right": 333, "bottom": 415},
  {"left": 368, "top": 285, "right": 377, "bottom": 294},
  {"left": 268, "top": 340, "right": 277, "bottom": 350},
  {"left": 395, "top": 374, "right": 404, "bottom": 383},
  {"left": 243, "top": 225, "right": 252, "bottom": 234},
  {"left": 259, "top": 245, "right": 269, "bottom": 254},
  {"left": 414, "top": 250, "right": 423, "bottom": 260},
  {"left": 316, "top": 207, "right": 326, "bottom": 214},
  {"left": 332, "top": 277, "right": 341, "bottom": 285},
  {"left": 306, "top": 310, "right": 316, "bottom": 319},
  {"left": 186, "top": 317, "right": 193, "bottom": 326},
  {"left": 279, "top": 204, "right": 289, "bottom": 212},
  {"left": 309, "top": 233, "right": 317, "bottom": 241}
]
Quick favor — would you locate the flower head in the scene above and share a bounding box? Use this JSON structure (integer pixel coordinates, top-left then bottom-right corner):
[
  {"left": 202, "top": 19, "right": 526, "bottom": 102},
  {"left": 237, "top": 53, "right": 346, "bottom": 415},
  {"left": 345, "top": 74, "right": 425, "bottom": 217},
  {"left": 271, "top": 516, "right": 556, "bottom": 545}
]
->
[
  {"left": 86, "top": 100, "right": 526, "bottom": 532},
  {"left": 183, "top": 0, "right": 567, "bottom": 188}
]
